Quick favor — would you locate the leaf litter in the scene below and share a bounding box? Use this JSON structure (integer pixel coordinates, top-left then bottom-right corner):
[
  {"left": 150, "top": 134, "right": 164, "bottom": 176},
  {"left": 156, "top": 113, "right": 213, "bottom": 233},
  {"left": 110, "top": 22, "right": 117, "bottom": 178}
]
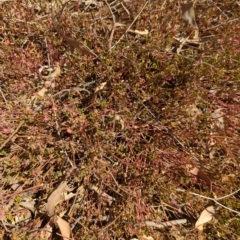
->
[{"left": 1, "top": 0, "right": 240, "bottom": 239}]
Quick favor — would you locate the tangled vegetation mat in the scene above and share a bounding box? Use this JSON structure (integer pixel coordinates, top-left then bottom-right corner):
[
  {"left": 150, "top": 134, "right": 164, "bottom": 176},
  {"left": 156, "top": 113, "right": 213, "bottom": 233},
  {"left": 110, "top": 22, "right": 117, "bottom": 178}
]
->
[{"left": 0, "top": 0, "right": 240, "bottom": 239}]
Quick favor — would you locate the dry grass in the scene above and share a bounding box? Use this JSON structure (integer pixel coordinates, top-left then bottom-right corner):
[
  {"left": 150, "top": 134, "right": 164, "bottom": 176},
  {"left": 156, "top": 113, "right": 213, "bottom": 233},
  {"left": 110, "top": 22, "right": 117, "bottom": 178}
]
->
[{"left": 0, "top": 0, "right": 240, "bottom": 239}]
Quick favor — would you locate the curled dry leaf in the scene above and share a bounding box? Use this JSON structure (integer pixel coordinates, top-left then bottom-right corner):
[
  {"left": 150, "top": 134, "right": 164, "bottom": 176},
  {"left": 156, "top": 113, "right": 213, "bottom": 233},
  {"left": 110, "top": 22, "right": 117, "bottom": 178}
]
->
[
  {"left": 130, "top": 29, "right": 149, "bottom": 35},
  {"left": 130, "top": 235, "right": 153, "bottom": 240},
  {"left": 114, "top": 114, "right": 124, "bottom": 130},
  {"left": 48, "top": 63, "right": 61, "bottom": 80},
  {"left": 37, "top": 87, "right": 48, "bottom": 97},
  {"left": 56, "top": 216, "right": 71, "bottom": 240},
  {"left": 63, "top": 192, "right": 76, "bottom": 201},
  {"left": 195, "top": 206, "right": 215, "bottom": 231},
  {"left": 46, "top": 181, "right": 71, "bottom": 216},
  {"left": 189, "top": 167, "right": 212, "bottom": 191},
  {"left": 90, "top": 185, "right": 115, "bottom": 205},
  {"left": 39, "top": 64, "right": 61, "bottom": 80},
  {"left": 211, "top": 108, "right": 224, "bottom": 129},
  {"left": 20, "top": 199, "right": 36, "bottom": 213},
  {"left": 186, "top": 104, "right": 203, "bottom": 119},
  {"left": 95, "top": 82, "right": 107, "bottom": 92}
]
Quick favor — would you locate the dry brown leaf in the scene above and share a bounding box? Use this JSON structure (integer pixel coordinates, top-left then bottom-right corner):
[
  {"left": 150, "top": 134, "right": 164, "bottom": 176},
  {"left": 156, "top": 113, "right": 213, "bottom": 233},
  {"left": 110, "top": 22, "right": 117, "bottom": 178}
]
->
[
  {"left": 128, "top": 29, "right": 149, "bottom": 35},
  {"left": 20, "top": 199, "right": 36, "bottom": 213},
  {"left": 63, "top": 192, "right": 76, "bottom": 201},
  {"left": 37, "top": 87, "right": 48, "bottom": 97},
  {"left": 186, "top": 104, "right": 202, "bottom": 118},
  {"left": 90, "top": 185, "right": 115, "bottom": 205},
  {"left": 49, "top": 63, "right": 61, "bottom": 80},
  {"left": 40, "top": 223, "right": 52, "bottom": 239},
  {"left": 95, "top": 82, "right": 107, "bottom": 92},
  {"left": 56, "top": 216, "right": 71, "bottom": 240},
  {"left": 114, "top": 114, "right": 125, "bottom": 130},
  {"left": 142, "top": 235, "right": 154, "bottom": 240},
  {"left": 130, "top": 236, "right": 154, "bottom": 240},
  {"left": 189, "top": 167, "right": 212, "bottom": 191},
  {"left": 46, "top": 181, "right": 70, "bottom": 216},
  {"left": 211, "top": 108, "right": 224, "bottom": 129},
  {"left": 195, "top": 206, "right": 215, "bottom": 231}
]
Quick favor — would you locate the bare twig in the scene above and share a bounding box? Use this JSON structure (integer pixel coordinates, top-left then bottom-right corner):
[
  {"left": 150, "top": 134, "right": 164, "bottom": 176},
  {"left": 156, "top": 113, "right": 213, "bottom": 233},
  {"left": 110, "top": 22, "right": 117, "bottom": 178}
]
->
[
  {"left": 145, "top": 219, "right": 187, "bottom": 229},
  {"left": 0, "top": 87, "right": 9, "bottom": 109},
  {"left": 90, "top": 211, "right": 123, "bottom": 240},
  {"left": 177, "top": 188, "right": 240, "bottom": 215},
  {"left": 216, "top": 188, "right": 240, "bottom": 200},
  {"left": 131, "top": 92, "right": 204, "bottom": 166},
  {"left": 176, "top": 32, "right": 192, "bottom": 54},
  {"left": 111, "top": 1, "right": 149, "bottom": 50},
  {"left": 5, "top": 184, "right": 43, "bottom": 199},
  {"left": 0, "top": 121, "right": 24, "bottom": 150},
  {"left": 121, "top": 2, "right": 130, "bottom": 15},
  {"left": 175, "top": 53, "right": 218, "bottom": 69},
  {"left": 206, "top": 17, "right": 239, "bottom": 30},
  {"left": 160, "top": 0, "right": 167, "bottom": 11},
  {"left": 44, "top": 37, "right": 51, "bottom": 67},
  {"left": 68, "top": 185, "right": 84, "bottom": 218},
  {"left": 53, "top": 81, "right": 95, "bottom": 97},
  {"left": 50, "top": 95, "right": 74, "bottom": 168},
  {"left": 115, "top": 22, "right": 149, "bottom": 35},
  {"left": 104, "top": 0, "right": 116, "bottom": 51},
  {"left": 51, "top": 5, "right": 99, "bottom": 58},
  {"left": 0, "top": 219, "right": 11, "bottom": 233}
]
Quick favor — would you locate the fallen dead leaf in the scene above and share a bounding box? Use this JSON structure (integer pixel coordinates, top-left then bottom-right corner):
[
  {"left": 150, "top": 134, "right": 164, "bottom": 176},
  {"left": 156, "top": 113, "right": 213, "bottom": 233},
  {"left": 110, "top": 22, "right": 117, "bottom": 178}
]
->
[
  {"left": 189, "top": 167, "right": 212, "bottom": 191},
  {"left": 95, "top": 82, "right": 107, "bottom": 92},
  {"left": 56, "top": 216, "right": 71, "bottom": 240},
  {"left": 195, "top": 206, "right": 215, "bottom": 231},
  {"left": 48, "top": 63, "right": 61, "bottom": 80},
  {"left": 129, "top": 29, "right": 149, "bottom": 35},
  {"left": 46, "top": 181, "right": 71, "bottom": 216},
  {"left": 114, "top": 114, "right": 124, "bottom": 130},
  {"left": 142, "top": 235, "right": 154, "bottom": 240},
  {"left": 186, "top": 104, "right": 202, "bottom": 118},
  {"left": 130, "top": 236, "right": 154, "bottom": 240},
  {"left": 20, "top": 199, "right": 36, "bottom": 213},
  {"left": 90, "top": 185, "right": 115, "bottom": 205},
  {"left": 211, "top": 108, "right": 224, "bottom": 129},
  {"left": 37, "top": 87, "right": 48, "bottom": 97}
]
